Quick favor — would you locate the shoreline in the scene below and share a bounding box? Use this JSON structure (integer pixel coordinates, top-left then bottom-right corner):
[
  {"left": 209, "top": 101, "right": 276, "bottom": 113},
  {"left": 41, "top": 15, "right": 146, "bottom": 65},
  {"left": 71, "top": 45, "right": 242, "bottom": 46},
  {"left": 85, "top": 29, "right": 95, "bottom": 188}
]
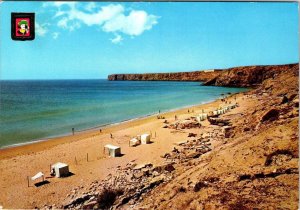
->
[
  {"left": 0, "top": 80, "right": 244, "bottom": 151},
  {"left": 0, "top": 92, "right": 240, "bottom": 160},
  {"left": 0, "top": 98, "right": 218, "bottom": 150}
]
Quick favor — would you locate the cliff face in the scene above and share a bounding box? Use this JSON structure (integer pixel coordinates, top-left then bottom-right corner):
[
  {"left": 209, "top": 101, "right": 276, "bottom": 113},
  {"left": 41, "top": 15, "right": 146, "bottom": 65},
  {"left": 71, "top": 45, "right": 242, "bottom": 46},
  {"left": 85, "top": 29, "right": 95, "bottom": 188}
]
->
[
  {"left": 108, "top": 71, "right": 221, "bottom": 82},
  {"left": 203, "top": 64, "right": 299, "bottom": 87},
  {"left": 107, "top": 64, "right": 299, "bottom": 88}
]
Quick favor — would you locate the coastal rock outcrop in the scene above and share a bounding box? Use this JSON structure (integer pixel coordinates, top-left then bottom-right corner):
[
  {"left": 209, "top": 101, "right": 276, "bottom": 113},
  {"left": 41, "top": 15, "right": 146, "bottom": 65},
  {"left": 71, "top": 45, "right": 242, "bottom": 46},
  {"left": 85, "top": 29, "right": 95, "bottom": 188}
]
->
[
  {"left": 203, "top": 63, "right": 298, "bottom": 87},
  {"left": 108, "top": 63, "right": 298, "bottom": 88},
  {"left": 108, "top": 70, "right": 221, "bottom": 82}
]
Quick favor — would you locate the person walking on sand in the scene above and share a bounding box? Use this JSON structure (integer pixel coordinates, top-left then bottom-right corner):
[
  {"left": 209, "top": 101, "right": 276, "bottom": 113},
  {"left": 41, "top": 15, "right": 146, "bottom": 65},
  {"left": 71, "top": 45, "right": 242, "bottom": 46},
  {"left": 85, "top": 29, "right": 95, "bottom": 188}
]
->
[
  {"left": 72, "top": 128, "right": 75, "bottom": 135},
  {"left": 110, "top": 133, "right": 113, "bottom": 138},
  {"left": 100, "top": 129, "right": 102, "bottom": 133},
  {"left": 175, "top": 115, "right": 178, "bottom": 120}
]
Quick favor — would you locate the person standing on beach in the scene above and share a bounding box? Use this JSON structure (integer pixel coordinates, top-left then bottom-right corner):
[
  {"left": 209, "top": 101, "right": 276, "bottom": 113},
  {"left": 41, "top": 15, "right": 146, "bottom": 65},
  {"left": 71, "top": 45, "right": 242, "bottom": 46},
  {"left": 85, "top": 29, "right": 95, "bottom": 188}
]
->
[
  {"left": 175, "top": 115, "right": 178, "bottom": 120},
  {"left": 100, "top": 129, "right": 102, "bottom": 133},
  {"left": 72, "top": 128, "right": 75, "bottom": 135},
  {"left": 110, "top": 133, "right": 113, "bottom": 138}
]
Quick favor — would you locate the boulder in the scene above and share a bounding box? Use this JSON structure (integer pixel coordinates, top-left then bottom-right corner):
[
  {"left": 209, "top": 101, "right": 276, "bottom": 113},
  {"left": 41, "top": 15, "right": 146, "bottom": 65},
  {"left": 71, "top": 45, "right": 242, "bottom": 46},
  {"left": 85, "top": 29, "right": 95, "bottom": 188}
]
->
[
  {"left": 188, "top": 133, "right": 197, "bottom": 137},
  {"left": 261, "top": 109, "right": 280, "bottom": 122},
  {"left": 281, "top": 95, "right": 289, "bottom": 104},
  {"left": 82, "top": 200, "right": 97, "bottom": 210},
  {"left": 193, "top": 181, "right": 208, "bottom": 192},
  {"left": 149, "top": 175, "right": 165, "bottom": 188},
  {"left": 186, "top": 152, "right": 201, "bottom": 159},
  {"left": 152, "top": 163, "right": 175, "bottom": 173},
  {"left": 222, "top": 126, "right": 234, "bottom": 138},
  {"left": 208, "top": 117, "right": 231, "bottom": 126},
  {"left": 168, "top": 120, "right": 201, "bottom": 129}
]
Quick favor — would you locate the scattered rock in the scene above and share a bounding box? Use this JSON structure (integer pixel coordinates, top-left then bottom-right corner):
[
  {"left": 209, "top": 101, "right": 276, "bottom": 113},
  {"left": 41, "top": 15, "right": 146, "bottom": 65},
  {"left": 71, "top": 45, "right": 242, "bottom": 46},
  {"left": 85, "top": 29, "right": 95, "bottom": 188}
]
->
[
  {"left": 243, "top": 127, "right": 250, "bottom": 132},
  {"left": 188, "top": 133, "right": 197, "bottom": 137},
  {"left": 149, "top": 175, "right": 165, "bottom": 188},
  {"left": 261, "top": 109, "right": 280, "bottom": 122},
  {"left": 194, "top": 181, "right": 208, "bottom": 192},
  {"left": 134, "top": 171, "right": 145, "bottom": 179},
  {"left": 161, "top": 153, "right": 171, "bottom": 158},
  {"left": 133, "top": 163, "right": 153, "bottom": 170},
  {"left": 82, "top": 200, "right": 97, "bottom": 210},
  {"left": 186, "top": 152, "right": 201, "bottom": 159},
  {"left": 281, "top": 95, "right": 289, "bottom": 104},
  {"left": 222, "top": 126, "right": 234, "bottom": 138},
  {"left": 167, "top": 120, "right": 201, "bottom": 129},
  {"left": 265, "top": 150, "right": 294, "bottom": 166},
  {"left": 208, "top": 117, "right": 231, "bottom": 126},
  {"left": 238, "top": 174, "right": 251, "bottom": 181}
]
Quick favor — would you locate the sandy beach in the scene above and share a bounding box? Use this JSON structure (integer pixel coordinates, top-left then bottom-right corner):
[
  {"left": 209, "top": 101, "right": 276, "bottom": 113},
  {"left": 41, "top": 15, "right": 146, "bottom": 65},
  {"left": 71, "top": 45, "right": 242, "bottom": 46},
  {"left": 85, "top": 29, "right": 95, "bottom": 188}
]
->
[{"left": 0, "top": 92, "right": 239, "bottom": 208}]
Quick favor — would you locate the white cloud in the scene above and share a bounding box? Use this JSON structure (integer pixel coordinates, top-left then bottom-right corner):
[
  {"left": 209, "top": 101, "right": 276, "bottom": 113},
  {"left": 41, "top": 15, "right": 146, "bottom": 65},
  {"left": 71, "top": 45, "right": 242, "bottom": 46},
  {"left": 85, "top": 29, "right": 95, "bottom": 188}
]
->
[
  {"left": 35, "top": 22, "right": 48, "bottom": 36},
  {"left": 85, "top": 2, "right": 96, "bottom": 12},
  {"left": 54, "top": 10, "right": 66, "bottom": 18},
  {"left": 110, "top": 34, "right": 123, "bottom": 44},
  {"left": 53, "top": 2, "right": 76, "bottom": 8},
  {"left": 57, "top": 17, "right": 80, "bottom": 31},
  {"left": 44, "top": 3, "right": 159, "bottom": 42},
  {"left": 52, "top": 32, "right": 60, "bottom": 39},
  {"left": 103, "top": 10, "right": 158, "bottom": 36}
]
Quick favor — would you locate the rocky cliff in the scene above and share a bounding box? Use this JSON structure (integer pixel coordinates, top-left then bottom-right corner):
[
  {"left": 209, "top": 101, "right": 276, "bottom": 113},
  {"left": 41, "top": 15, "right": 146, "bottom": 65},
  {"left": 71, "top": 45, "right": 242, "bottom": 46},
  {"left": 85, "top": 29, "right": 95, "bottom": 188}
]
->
[
  {"left": 203, "top": 63, "right": 298, "bottom": 87},
  {"left": 108, "top": 64, "right": 299, "bottom": 88},
  {"left": 108, "top": 71, "right": 221, "bottom": 82}
]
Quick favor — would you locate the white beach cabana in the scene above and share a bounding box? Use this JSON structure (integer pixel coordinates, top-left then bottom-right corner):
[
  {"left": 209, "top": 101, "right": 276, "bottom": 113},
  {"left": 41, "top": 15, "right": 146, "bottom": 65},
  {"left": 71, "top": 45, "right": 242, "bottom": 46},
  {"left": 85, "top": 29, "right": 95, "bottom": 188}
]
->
[
  {"left": 51, "top": 162, "right": 69, "bottom": 177},
  {"left": 202, "top": 113, "right": 208, "bottom": 119},
  {"left": 141, "top": 134, "right": 151, "bottom": 144},
  {"left": 129, "top": 138, "right": 141, "bottom": 147},
  {"left": 104, "top": 144, "right": 121, "bottom": 157},
  {"left": 31, "top": 172, "right": 44, "bottom": 181},
  {"left": 28, "top": 171, "right": 45, "bottom": 187},
  {"left": 197, "top": 113, "right": 208, "bottom": 121}
]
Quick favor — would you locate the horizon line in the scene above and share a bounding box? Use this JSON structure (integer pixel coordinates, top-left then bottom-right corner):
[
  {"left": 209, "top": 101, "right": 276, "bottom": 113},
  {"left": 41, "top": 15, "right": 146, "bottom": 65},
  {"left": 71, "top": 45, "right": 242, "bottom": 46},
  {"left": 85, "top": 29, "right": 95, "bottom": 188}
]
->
[{"left": 1, "top": 62, "right": 298, "bottom": 81}]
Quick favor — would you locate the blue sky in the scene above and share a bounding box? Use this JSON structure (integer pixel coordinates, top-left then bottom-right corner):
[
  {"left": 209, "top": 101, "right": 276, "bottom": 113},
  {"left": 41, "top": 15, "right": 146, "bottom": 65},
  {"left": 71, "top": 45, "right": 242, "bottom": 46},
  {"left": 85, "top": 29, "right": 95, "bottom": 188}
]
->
[{"left": 0, "top": 2, "right": 299, "bottom": 80}]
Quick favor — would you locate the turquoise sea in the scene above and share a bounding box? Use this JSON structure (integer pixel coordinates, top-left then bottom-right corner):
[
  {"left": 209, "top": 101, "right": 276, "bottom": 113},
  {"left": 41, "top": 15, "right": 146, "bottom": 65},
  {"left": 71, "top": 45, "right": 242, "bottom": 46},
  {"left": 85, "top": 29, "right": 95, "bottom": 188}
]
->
[{"left": 0, "top": 80, "right": 247, "bottom": 148}]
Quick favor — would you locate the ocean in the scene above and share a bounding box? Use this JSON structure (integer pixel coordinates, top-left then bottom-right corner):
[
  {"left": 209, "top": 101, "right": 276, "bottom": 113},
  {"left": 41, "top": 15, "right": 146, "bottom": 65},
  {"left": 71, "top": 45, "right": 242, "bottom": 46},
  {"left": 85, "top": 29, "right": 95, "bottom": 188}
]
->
[{"left": 0, "top": 79, "right": 247, "bottom": 148}]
